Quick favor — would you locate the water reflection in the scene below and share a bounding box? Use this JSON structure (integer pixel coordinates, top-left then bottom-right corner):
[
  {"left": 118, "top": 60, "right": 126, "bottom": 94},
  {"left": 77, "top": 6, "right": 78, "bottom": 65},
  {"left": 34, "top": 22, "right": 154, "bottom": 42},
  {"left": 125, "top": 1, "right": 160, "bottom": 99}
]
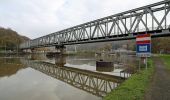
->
[
  {"left": 28, "top": 53, "right": 138, "bottom": 76},
  {"left": 21, "top": 59, "right": 124, "bottom": 97},
  {"left": 0, "top": 54, "right": 138, "bottom": 100},
  {"left": 55, "top": 56, "right": 66, "bottom": 67},
  {"left": 0, "top": 58, "right": 25, "bottom": 77},
  {"left": 96, "top": 65, "right": 114, "bottom": 72},
  {"left": 29, "top": 53, "right": 47, "bottom": 60}
]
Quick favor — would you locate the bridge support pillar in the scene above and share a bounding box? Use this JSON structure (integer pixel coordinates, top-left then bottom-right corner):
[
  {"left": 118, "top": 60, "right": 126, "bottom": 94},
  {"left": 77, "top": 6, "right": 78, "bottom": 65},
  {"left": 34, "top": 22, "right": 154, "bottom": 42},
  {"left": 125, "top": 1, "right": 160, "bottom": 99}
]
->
[
  {"left": 55, "top": 45, "right": 66, "bottom": 55},
  {"left": 30, "top": 48, "right": 36, "bottom": 53},
  {"left": 20, "top": 49, "right": 32, "bottom": 54}
]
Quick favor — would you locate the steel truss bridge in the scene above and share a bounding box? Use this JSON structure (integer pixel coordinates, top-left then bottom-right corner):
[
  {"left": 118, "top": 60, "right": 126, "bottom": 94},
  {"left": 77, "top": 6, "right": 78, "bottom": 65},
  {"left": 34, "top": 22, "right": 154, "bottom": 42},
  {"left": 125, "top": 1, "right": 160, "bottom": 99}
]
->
[
  {"left": 20, "top": 0, "right": 170, "bottom": 49},
  {"left": 21, "top": 59, "right": 124, "bottom": 97}
]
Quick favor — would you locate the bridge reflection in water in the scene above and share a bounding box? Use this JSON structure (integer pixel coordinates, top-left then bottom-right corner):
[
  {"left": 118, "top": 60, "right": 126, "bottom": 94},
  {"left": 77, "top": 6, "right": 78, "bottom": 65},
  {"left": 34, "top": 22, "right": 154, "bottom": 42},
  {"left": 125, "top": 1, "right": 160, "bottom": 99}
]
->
[{"left": 21, "top": 59, "right": 124, "bottom": 97}]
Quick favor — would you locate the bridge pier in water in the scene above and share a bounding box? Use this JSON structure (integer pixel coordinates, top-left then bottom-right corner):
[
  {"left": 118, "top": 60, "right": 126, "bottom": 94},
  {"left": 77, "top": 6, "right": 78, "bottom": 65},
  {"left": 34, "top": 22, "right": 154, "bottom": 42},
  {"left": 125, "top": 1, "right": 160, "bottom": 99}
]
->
[
  {"left": 21, "top": 48, "right": 34, "bottom": 53},
  {"left": 30, "top": 48, "right": 36, "bottom": 53},
  {"left": 55, "top": 45, "right": 66, "bottom": 55}
]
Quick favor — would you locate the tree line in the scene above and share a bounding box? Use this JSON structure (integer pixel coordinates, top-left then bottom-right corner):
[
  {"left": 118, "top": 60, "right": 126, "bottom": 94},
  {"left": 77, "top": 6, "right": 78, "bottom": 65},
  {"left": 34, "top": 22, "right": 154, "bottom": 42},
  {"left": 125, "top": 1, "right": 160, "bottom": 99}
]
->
[{"left": 0, "top": 27, "right": 29, "bottom": 51}]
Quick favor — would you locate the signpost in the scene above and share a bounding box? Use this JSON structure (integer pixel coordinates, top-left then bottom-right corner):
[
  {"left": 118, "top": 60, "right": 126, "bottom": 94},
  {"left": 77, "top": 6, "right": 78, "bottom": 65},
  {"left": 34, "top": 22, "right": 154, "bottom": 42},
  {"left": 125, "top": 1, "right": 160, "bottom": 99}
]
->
[{"left": 136, "top": 34, "right": 151, "bottom": 69}]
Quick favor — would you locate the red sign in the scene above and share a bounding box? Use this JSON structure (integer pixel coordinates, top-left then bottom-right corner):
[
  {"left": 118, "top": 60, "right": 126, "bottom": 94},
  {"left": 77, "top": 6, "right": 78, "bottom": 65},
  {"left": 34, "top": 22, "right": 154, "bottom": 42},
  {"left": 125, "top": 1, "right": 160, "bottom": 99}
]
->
[{"left": 136, "top": 34, "right": 151, "bottom": 44}]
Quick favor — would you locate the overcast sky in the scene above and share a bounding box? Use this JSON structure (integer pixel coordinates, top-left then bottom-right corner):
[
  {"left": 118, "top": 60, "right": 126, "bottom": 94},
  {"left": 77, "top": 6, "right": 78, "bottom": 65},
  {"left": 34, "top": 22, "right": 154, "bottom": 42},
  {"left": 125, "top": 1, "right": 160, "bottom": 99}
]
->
[{"left": 0, "top": 0, "right": 161, "bottom": 39}]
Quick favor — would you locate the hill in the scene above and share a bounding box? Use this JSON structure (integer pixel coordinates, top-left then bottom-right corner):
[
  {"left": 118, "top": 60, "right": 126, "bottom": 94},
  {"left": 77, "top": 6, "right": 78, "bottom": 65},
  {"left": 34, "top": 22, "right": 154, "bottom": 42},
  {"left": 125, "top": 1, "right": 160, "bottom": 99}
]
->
[{"left": 0, "top": 27, "right": 30, "bottom": 50}]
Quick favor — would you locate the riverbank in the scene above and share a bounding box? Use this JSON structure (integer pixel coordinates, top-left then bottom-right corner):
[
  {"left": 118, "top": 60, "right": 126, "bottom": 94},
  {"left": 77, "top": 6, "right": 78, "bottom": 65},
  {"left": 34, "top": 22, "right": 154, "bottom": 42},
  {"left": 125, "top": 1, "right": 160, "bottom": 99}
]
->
[{"left": 104, "top": 59, "right": 153, "bottom": 100}]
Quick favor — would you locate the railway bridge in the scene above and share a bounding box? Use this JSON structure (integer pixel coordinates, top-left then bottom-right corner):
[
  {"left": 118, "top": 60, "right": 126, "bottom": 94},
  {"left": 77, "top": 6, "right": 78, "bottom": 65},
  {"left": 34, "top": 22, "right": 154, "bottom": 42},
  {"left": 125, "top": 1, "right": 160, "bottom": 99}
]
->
[{"left": 20, "top": 0, "right": 170, "bottom": 53}]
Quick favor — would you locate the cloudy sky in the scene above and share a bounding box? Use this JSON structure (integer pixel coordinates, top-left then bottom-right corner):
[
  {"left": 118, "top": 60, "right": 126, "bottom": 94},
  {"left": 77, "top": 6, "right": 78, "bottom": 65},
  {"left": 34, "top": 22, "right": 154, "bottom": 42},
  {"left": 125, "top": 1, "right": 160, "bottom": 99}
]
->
[{"left": 0, "top": 0, "right": 161, "bottom": 39}]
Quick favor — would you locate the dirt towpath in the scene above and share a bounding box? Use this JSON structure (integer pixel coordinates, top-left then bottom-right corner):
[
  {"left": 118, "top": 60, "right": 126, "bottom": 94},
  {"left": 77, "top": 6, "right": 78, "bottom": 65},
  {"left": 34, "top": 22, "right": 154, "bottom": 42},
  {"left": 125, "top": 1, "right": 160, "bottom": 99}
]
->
[{"left": 144, "top": 57, "right": 170, "bottom": 100}]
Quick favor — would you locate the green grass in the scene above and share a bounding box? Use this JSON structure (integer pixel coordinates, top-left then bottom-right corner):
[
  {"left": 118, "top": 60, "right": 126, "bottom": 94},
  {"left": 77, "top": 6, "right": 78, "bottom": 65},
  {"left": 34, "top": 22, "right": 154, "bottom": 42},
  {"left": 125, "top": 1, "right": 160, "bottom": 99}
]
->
[
  {"left": 104, "top": 59, "right": 154, "bottom": 100},
  {"left": 160, "top": 54, "right": 170, "bottom": 70}
]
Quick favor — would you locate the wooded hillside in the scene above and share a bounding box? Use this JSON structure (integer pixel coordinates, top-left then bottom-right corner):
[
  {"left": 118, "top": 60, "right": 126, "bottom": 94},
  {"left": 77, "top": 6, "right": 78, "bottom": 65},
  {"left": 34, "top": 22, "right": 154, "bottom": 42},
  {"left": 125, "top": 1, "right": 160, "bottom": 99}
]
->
[{"left": 0, "top": 27, "right": 29, "bottom": 50}]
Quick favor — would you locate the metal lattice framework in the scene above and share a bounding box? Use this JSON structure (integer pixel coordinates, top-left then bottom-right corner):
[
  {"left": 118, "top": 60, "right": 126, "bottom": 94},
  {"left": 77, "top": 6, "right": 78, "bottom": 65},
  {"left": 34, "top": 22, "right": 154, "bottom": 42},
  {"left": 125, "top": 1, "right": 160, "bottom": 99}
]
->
[
  {"left": 21, "top": 60, "right": 124, "bottom": 97},
  {"left": 20, "top": 0, "right": 170, "bottom": 49}
]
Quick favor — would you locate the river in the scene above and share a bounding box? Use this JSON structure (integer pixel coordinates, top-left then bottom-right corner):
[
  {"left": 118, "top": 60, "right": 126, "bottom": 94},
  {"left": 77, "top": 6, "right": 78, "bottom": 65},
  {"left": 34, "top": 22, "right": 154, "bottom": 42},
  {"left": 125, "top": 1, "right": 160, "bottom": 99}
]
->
[{"left": 0, "top": 53, "right": 138, "bottom": 100}]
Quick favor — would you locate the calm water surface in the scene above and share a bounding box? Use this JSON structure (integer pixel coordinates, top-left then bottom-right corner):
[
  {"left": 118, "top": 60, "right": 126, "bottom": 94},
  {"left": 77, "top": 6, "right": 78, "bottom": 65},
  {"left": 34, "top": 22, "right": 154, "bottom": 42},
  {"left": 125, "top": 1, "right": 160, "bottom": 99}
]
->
[{"left": 0, "top": 54, "right": 138, "bottom": 100}]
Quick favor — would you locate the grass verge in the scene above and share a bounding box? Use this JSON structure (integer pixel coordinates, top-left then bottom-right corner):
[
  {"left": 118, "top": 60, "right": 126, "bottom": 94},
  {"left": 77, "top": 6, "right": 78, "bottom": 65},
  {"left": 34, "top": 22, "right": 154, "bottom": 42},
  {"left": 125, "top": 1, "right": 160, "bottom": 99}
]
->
[
  {"left": 159, "top": 54, "right": 170, "bottom": 70},
  {"left": 104, "top": 59, "right": 154, "bottom": 100}
]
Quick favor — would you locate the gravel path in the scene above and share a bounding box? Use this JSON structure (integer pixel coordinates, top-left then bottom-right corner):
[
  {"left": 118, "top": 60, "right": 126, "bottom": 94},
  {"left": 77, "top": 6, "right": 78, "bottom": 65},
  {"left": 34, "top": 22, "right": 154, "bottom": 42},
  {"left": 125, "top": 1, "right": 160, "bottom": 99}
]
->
[{"left": 144, "top": 57, "right": 170, "bottom": 100}]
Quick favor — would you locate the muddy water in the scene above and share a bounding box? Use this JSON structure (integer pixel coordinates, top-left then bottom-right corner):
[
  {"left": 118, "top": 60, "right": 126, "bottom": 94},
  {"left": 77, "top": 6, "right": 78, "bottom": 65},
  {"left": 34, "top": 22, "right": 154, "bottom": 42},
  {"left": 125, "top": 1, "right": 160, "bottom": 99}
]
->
[{"left": 0, "top": 54, "right": 138, "bottom": 100}]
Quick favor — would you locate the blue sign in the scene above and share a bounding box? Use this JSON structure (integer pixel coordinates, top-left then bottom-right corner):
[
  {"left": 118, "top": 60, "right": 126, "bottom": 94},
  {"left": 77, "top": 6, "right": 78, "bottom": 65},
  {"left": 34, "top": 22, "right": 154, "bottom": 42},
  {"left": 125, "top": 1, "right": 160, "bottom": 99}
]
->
[
  {"left": 136, "top": 44, "right": 151, "bottom": 57},
  {"left": 137, "top": 44, "right": 151, "bottom": 53}
]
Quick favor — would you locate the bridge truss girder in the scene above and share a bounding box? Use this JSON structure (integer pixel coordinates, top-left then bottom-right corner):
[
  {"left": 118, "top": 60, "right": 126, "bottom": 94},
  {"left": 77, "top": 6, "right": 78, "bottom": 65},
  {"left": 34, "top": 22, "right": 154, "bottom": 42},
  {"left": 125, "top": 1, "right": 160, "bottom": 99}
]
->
[{"left": 20, "top": 0, "right": 170, "bottom": 49}]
